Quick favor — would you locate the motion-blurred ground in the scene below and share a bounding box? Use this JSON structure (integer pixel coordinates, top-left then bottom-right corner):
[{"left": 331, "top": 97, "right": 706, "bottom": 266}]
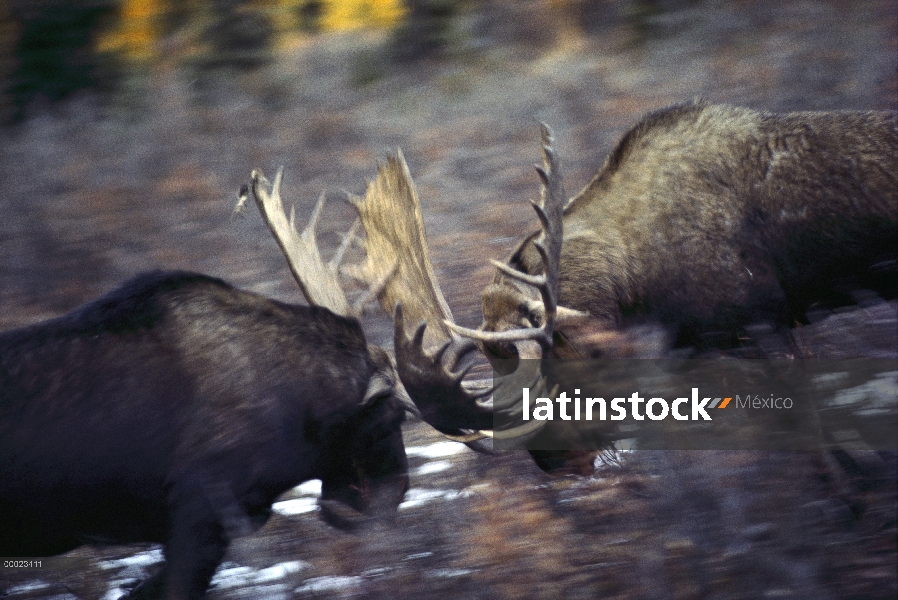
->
[{"left": 1, "top": 1, "right": 896, "bottom": 598}]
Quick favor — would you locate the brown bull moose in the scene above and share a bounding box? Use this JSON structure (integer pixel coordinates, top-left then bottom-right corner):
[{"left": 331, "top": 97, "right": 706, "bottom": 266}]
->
[{"left": 459, "top": 101, "right": 897, "bottom": 358}]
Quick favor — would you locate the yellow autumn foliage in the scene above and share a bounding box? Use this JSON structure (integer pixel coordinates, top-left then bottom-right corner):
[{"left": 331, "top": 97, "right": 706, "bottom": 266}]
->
[
  {"left": 96, "top": 0, "right": 166, "bottom": 60},
  {"left": 317, "top": 0, "right": 406, "bottom": 31},
  {"left": 97, "top": 0, "right": 408, "bottom": 60}
]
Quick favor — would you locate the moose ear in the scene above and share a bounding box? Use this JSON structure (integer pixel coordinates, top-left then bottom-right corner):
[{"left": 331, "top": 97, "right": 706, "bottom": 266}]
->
[{"left": 361, "top": 370, "right": 394, "bottom": 406}]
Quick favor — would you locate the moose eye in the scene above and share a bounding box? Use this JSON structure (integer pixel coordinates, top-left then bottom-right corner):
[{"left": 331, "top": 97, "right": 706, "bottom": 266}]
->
[{"left": 518, "top": 305, "right": 541, "bottom": 327}]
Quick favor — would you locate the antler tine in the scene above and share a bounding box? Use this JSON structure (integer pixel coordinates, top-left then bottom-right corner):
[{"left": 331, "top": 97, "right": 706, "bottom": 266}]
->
[
  {"left": 248, "top": 168, "right": 351, "bottom": 316},
  {"left": 490, "top": 258, "right": 546, "bottom": 287},
  {"left": 445, "top": 123, "right": 567, "bottom": 350},
  {"left": 393, "top": 303, "right": 545, "bottom": 444},
  {"left": 444, "top": 320, "right": 549, "bottom": 344},
  {"left": 329, "top": 217, "right": 361, "bottom": 270},
  {"left": 302, "top": 188, "right": 325, "bottom": 244},
  {"left": 350, "top": 259, "right": 399, "bottom": 317},
  {"left": 534, "top": 122, "right": 565, "bottom": 345}
]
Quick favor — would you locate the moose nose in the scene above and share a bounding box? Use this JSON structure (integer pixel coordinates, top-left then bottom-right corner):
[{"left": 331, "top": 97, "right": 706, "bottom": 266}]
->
[{"left": 513, "top": 339, "right": 543, "bottom": 360}]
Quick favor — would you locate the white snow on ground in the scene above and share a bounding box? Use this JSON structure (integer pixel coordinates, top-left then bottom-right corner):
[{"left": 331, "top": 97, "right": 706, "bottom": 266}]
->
[
  {"left": 274, "top": 443, "right": 469, "bottom": 516},
  {"left": 405, "top": 441, "right": 468, "bottom": 458},
  {"left": 294, "top": 575, "right": 365, "bottom": 595},
  {"left": 97, "top": 548, "right": 164, "bottom": 570},
  {"left": 272, "top": 496, "right": 319, "bottom": 516},
  {"left": 414, "top": 460, "right": 454, "bottom": 475},
  {"left": 4, "top": 581, "right": 52, "bottom": 596},
  {"left": 400, "top": 488, "right": 473, "bottom": 509},
  {"left": 211, "top": 560, "right": 309, "bottom": 589},
  {"left": 293, "top": 479, "right": 323, "bottom": 495},
  {"left": 272, "top": 479, "right": 323, "bottom": 515}
]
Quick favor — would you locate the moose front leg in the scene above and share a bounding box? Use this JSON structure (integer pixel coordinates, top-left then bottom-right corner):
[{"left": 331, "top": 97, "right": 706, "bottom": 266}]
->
[{"left": 131, "top": 478, "right": 229, "bottom": 600}]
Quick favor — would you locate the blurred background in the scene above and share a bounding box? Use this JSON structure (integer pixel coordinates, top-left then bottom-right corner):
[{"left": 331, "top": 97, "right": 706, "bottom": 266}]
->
[
  {"left": 0, "top": 0, "right": 895, "bottom": 330},
  {"left": 0, "top": 1, "right": 896, "bottom": 599}
]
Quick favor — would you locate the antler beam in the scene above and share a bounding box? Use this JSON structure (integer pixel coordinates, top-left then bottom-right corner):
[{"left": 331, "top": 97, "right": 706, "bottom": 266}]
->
[{"left": 444, "top": 124, "right": 572, "bottom": 349}]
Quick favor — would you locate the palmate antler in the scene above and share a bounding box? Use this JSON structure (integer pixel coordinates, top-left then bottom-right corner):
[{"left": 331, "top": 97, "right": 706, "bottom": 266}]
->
[
  {"left": 246, "top": 168, "right": 365, "bottom": 317},
  {"left": 344, "top": 152, "right": 454, "bottom": 347},
  {"left": 345, "top": 151, "right": 513, "bottom": 443},
  {"left": 392, "top": 305, "right": 551, "bottom": 443},
  {"left": 345, "top": 128, "right": 570, "bottom": 443}
]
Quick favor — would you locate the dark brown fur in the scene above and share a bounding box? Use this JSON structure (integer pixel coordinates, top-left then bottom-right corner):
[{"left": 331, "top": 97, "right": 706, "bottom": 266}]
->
[
  {"left": 484, "top": 101, "right": 898, "bottom": 352},
  {"left": 0, "top": 271, "right": 409, "bottom": 599}
]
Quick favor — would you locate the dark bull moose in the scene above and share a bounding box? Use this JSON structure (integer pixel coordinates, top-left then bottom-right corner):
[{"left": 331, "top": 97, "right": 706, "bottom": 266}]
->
[{"left": 0, "top": 271, "right": 410, "bottom": 599}]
